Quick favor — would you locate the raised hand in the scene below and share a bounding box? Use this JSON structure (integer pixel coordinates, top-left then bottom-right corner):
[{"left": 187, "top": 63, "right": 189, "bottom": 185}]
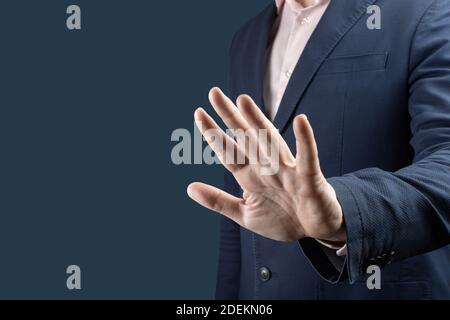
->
[{"left": 187, "top": 87, "right": 346, "bottom": 243}]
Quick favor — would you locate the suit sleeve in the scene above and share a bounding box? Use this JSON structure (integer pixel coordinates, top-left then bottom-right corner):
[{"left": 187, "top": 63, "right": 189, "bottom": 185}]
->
[{"left": 300, "top": 0, "right": 450, "bottom": 284}]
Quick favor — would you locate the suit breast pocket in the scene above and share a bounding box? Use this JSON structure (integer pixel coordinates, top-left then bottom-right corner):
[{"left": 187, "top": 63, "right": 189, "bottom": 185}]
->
[{"left": 317, "top": 52, "right": 389, "bottom": 76}]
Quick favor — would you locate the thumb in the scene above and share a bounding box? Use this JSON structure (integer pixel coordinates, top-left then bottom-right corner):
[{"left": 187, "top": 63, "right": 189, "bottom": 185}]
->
[{"left": 187, "top": 182, "right": 243, "bottom": 223}]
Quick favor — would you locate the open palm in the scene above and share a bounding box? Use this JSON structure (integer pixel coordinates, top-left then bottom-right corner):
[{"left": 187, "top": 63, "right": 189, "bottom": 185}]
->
[{"left": 188, "top": 87, "right": 345, "bottom": 243}]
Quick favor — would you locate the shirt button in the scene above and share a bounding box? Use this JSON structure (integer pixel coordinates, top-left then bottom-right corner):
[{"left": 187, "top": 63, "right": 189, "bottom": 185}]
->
[
  {"left": 285, "top": 70, "right": 293, "bottom": 78},
  {"left": 259, "top": 267, "right": 271, "bottom": 282},
  {"left": 301, "top": 17, "right": 312, "bottom": 25}
]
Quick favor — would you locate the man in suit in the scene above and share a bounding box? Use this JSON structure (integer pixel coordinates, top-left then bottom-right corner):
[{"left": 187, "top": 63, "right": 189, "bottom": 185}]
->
[{"left": 188, "top": 0, "right": 450, "bottom": 299}]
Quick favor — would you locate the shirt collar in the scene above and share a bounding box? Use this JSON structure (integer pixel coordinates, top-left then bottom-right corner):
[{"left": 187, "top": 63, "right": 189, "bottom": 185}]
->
[
  {"left": 275, "top": 0, "right": 326, "bottom": 14},
  {"left": 275, "top": 0, "right": 284, "bottom": 11}
]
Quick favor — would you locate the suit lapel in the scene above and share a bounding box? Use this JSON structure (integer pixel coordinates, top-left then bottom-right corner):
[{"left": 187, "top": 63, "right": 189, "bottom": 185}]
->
[
  {"left": 272, "top": 0, "right": 378, "bottom": 133},
  {"left": 247, "top": 3, "right": 278, "bottom": 110}
]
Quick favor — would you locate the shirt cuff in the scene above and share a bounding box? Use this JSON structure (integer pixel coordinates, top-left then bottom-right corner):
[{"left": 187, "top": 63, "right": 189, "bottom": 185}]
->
[{"left": 316, "top": 240, "right": 348, "bottom": 256}]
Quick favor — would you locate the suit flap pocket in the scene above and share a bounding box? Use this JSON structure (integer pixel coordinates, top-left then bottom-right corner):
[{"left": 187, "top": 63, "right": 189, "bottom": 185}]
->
[{"left": 318, "top": 52, "right": 388, "bottom": 75}]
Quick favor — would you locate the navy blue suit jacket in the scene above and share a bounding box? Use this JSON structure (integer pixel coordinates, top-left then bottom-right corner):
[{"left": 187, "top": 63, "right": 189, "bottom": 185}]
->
[{"left": 217, "top": 0, "right": 450, "bottom": 299}]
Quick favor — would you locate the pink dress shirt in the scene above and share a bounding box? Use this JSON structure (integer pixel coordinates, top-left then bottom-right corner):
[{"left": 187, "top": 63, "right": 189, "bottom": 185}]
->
[
  {"left": 264, "top": 0, "right": 347, "bottom": 257},
  {"left": 264, "top": 0, "right": 331, "bottom": 120}
]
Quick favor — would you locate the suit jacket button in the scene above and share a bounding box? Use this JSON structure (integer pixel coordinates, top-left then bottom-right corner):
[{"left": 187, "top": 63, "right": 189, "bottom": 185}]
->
[{"left": 259, "top": 267, "right": 271, "bottom": 282}]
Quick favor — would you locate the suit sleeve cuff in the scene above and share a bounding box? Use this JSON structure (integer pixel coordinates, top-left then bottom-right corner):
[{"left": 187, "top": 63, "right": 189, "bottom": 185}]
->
[
  {"left": 299, "top": 177, "right": 365, "bottom": 284},
  {"left": 328, "top": 177, "right": 365, "bottom": 283}
]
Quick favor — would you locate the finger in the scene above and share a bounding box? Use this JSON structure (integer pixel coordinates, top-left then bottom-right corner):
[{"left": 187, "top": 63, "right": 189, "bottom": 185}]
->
[
  {"left": 293, "top": 115, "right": 321, "bottom": 176},
  {"left": 237, "top": 94, "right": 295, "bottom": 164},
  {"left": 208, "top": 87, "right": 260, "bottom": 164},
  {"left": 194, "top": 108, "right": 247, "bottom": 173},
  {"left": 187, "top": 182, "right": 243, "bottom": 223},
  {"left": 208, "top": 87, "right": 250, "bottom": 131}
]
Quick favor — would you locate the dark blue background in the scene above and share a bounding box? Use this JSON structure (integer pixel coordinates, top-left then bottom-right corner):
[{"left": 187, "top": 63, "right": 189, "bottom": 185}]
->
[{"left": 0, "top": 0, "right": 270, "bottom": 299}]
